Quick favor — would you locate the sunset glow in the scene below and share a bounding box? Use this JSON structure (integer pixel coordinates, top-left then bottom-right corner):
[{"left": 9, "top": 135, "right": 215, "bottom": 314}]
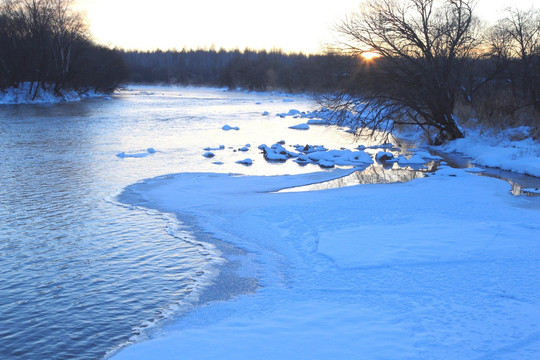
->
[
  {"left": 77, "top": 0, "right": 538, "bottom": 53},
  {"left": 361, "top": 52, "right": 380, "bottom": 60}
]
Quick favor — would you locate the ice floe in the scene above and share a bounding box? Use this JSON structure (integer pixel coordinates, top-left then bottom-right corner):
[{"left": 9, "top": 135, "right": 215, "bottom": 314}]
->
[
  {"left": 236, "top": 158, "right": 253, "bottom": 165},
  {"left": 116, "top": 148, "right": 157, "bottom": 158},
  {"left": 204, "top": 145, "right": 225, "bottom": 151},
  {"left": 375, "top": 151, "right": 395, "bottom": 162},
  {"left": 259, "top": 142, "right": 373, "bottom": 169},
  {"left": 288, "top": 123, "right": 310, "bottom": 130}
]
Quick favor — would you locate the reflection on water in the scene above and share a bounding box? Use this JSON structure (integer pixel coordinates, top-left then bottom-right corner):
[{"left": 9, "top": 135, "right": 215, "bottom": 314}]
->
[
  {"left": 280, "top": 144, "right": 540, "bottom": 197},
  {"left": 429, "top": 149, "right": 540, "bottom": 197},
  {"left": 474, "top": 168, "right": 540, "bottom": 197},
  {"left": 1, "top": 86, "right": 538, "bottom": 360},
  {"left": 0, "top": 86, "right": 336, "bottom": 360},
  {"left": 278, "top": 161, "right": 439, "bottom": 192}
]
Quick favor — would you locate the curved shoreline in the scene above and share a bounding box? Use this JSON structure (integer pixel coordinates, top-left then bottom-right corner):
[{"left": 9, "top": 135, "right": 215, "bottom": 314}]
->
[
  {"left": 111, "top": 170, "right": 540, "bottom": 359},
  {"left": 105, "top": 177, "right": 263, "bottom": 358}
]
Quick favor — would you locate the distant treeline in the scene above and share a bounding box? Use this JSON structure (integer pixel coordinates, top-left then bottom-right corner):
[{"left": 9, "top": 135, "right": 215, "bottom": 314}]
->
[
  {"left": 0, "top": 0, "right": 126, "bottom": 97},
  {"left": 120, "top": 49, "right": 348, "bottom": 93},
  {"left": 1, "top": 0, "right": 538, "bottom": 142}
]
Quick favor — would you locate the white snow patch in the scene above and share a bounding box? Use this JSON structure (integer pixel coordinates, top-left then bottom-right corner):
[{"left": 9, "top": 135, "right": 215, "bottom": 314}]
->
[
  {"left": 204, "top": 145, "right": 225, "bottom": 151},
  {"left": 112, "top": 170, "right": 540, "bottom": 360},
  {"left": 375, "top": 151, "right": 395, "bottom": 162},
  {"left": 117, "top": 148, "right": 157, "bottom": 158},
  {"left": 288, "top": 123, "right": 310, "bottom": 130},
  {"left": 236, "top": 158, "right": 253, "bottom": 165},
  {"left": 433, "top": 128, "right": 540, "bottom": 177}
]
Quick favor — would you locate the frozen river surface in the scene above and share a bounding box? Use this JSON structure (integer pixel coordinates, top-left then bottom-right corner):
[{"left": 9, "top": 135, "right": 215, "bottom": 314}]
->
[{"left": 0, "top": 87, "right": 370, "bottom": 359}]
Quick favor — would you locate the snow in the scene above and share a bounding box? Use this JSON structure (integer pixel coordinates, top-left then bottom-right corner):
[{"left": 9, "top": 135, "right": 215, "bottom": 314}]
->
[
  {"left": 0, "top": 83, "right": 106, "bottom": 104},
  {"left": 288, "top": 123, "right": 310, "bottom": 130},
  {"left": 110, "top": 98, "right": 540, "bottom": 360},
  {"left": 294, "top": 144, "right": 327, "bottom": 153},
  {"left": 236, "top": 158, "right": 253, "bottom": 165},
  {"left": 258, "top": 142, "right": 373, "bottom": 169},
  {"left": 117, "top": 148, "right": 157, "bottom": 158},
  {"left": 306, "top": 105, "right": 540, "bottom": 177},
  {"left": 305, "top": 149, "right": 373, "bottom": 167},
  {"left": 204, "top": 145, "right": 225, "bottom": 151},
  {"left": 112, "top": 166, "right": 540, "bottom": 360},
  {"left": 277, "top": 109, "right": 306, "bottom": 118},
  {"left": 259, "top": 143, "right": 295, "bottom": 161},
  {"left": 375, "top": 151, "right": 395, "bottom": 162},
  {"left": 307, "top": 119, "right": 330, "bottom": 125},
  {"left": 379, "top": 125, "right": 540, "bottom": 178},
  {"left": 438, "top": 131, "right": 540, "bottom": 177}
]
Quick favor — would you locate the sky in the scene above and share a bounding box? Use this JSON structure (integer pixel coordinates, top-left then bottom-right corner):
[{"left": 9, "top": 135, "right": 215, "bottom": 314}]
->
[{"left": 77, "top": 0, "right": 538, "bottom": 53}]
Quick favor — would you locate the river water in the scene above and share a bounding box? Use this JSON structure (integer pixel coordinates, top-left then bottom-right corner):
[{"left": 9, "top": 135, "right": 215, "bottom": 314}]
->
[
  {"left": 0, "top": 86, "right": 379, "bottom": 359},
  {"left": 2, "top": 86, "right": 540, "bottom": 359}
]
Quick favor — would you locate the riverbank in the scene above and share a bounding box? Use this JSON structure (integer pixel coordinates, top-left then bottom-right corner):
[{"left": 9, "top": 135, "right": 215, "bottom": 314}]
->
[
  {"left": 435, "top": 127, "right": 540, "bottom": 178},
  {"left": 111, "top": 130, "right": 540, "bottom": 358},
  {"left": 0, "top": 83, "right": 111, "bottom": 104},
  {"left": 309, "top": 107, "right": 540, "bottom": 179}
]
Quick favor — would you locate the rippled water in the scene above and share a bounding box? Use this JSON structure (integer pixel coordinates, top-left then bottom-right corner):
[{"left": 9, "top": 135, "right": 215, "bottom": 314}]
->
[{"left": 0, "top": 86, "right": 371, "bottom": 359}]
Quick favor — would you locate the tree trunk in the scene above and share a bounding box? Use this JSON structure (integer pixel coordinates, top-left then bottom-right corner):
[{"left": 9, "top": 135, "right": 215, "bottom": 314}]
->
[{"left": 432, "top": 113, "right": 464, "bottom": 145}]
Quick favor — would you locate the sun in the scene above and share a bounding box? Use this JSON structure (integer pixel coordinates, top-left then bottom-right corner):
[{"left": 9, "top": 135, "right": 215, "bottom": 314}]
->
[{"left": 361, "top": 51, "right": 380, "bottom": 60}]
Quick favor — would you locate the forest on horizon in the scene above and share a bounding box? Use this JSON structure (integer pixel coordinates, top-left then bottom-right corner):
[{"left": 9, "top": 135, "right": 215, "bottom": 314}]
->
[{"left": 0, "top": 0, "right": 538, "bottom": 142}]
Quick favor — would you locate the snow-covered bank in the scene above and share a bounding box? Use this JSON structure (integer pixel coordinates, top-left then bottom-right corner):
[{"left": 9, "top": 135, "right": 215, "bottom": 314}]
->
[
  {"left": 0, "top": 83, "right": 109, "bottom": 104},
  {"left": 112, "top": 164, "right": 540, "bottom": 359},
  {"left": 309, "top": 108, "right": 540, "bottom": 178},
  {"left": 436, "top": 127, "right": 540, "bottom": 178}
]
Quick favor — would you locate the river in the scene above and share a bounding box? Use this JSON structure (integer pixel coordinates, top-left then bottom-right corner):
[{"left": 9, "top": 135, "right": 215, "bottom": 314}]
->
[{"left": 0, "top": 86, "right": 372, "bottom": 359}]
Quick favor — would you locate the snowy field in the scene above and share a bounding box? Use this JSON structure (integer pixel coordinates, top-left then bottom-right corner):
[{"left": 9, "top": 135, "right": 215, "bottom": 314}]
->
[{"left": 111, "top": 117, "right": 540, "bottom": 358}]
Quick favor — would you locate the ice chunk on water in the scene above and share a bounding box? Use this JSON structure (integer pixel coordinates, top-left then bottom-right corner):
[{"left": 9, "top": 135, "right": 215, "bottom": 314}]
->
[
  {"left": 236, "top": 158, "right": 253, "bottom": 165},
  {"left": 116, "top": 148, "right": 156, "bottom": 158},
  {"left": 289, "top": 123, "right": 310, "bottom": 130},
  {"left": 204, "top": 145, "right": 225, "bottom": 151}
]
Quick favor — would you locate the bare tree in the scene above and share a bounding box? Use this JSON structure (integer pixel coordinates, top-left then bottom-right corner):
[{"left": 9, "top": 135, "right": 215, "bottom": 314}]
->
[
  {"left": 491, "top": 7, "right": 540, "bottom": 112},
  {"left": 0, "top": 0, "right": 125, "bottom": 96},
  {"left": 328, "top": 0, "right": 482, "bottom": 144},
  {"left": 47, "top": 0, "right": 88, "bottom": 92}
]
